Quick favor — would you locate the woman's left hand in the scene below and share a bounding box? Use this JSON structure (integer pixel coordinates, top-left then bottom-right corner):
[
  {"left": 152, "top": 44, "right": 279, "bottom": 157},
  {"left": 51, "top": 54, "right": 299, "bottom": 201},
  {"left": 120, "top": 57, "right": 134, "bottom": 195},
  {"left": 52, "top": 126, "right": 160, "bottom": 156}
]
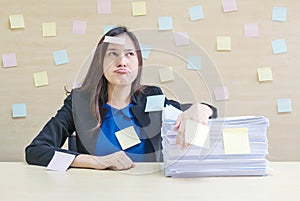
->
[{"left": 174, "top": 103, "right": 213, "bottom": 149}]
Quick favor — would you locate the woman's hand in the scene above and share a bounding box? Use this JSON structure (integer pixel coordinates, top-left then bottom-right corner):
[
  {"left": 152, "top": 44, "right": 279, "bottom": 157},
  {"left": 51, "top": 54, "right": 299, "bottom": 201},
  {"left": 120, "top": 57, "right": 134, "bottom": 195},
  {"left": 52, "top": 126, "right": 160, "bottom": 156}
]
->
[
  {"left": 174, "top": 103, "right": 212, "bottom": 149},
  {"left": 71, "top": 151, "right": 135, "bottom": 171}
]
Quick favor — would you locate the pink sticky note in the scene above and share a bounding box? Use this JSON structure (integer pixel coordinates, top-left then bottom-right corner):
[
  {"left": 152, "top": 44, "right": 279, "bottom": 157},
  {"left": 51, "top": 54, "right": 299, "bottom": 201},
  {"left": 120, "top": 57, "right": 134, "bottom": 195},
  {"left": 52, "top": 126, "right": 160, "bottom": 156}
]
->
[
  {"left": 244, "top": 23, "right": 258, "bottom": 37},
  {"left": 222, "top": 0, "right": 238, "bottom": 12},
  {"left": 174, "top": 32, "right": 189, "bottom": 46},
  {"left": 214, "top": 86, "right": 229, "bottom": 101},
  {"left": 73, "top": 20, "right": 87, "bottom": 34},
  {"left": 2, "top": 53, "right": 17, "bottom": 68},
  {"left": 46, "top": 151, "right": 75, "bottom": 171},
  {"left": 97, "top": 0, "right": 111, "bottom": 14}
]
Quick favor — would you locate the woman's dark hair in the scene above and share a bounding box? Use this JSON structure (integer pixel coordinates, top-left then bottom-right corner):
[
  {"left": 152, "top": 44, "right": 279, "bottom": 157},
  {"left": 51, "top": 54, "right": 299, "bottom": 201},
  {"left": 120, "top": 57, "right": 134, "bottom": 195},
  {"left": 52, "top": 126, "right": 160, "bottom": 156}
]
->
[{"left": 79, "top": 26, "right": 144, "bottom": 125}]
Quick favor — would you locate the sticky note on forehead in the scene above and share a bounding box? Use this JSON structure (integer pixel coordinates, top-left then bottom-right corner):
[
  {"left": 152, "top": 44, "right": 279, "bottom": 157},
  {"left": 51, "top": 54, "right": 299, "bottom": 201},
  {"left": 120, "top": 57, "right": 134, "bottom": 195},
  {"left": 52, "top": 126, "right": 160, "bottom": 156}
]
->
[{"left": 104, "top": 36, "right": 126, "bottom": 45}]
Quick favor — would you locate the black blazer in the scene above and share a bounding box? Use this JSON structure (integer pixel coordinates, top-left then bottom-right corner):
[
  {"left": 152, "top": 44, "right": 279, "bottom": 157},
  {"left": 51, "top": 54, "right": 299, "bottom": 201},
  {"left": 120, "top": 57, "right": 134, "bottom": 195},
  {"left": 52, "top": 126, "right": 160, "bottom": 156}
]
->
[{"left": 25, "top": 86, "right": 217, "bottom": 166}]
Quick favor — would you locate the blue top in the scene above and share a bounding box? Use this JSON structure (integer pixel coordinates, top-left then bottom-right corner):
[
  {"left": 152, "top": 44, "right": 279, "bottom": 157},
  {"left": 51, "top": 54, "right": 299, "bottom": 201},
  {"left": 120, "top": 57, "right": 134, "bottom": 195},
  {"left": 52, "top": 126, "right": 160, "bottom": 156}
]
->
[{"left": 94, "top": 103, "right": 146, "bottom": 162}]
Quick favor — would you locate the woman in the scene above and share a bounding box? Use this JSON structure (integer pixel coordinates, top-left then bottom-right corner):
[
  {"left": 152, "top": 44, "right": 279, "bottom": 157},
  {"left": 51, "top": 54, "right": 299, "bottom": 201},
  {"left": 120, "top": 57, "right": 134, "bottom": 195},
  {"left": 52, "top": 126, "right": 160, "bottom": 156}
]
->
[{"left": 25, "top": 26, "right": 217, "bottom": 171}]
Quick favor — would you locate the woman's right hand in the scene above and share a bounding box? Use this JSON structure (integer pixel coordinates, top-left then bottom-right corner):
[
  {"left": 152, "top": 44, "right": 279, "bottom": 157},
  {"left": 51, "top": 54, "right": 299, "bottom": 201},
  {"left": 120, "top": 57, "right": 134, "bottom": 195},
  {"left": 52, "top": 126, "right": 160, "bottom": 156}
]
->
[{"left": 71, "top": 151, "right": 135, "bottom": 171}]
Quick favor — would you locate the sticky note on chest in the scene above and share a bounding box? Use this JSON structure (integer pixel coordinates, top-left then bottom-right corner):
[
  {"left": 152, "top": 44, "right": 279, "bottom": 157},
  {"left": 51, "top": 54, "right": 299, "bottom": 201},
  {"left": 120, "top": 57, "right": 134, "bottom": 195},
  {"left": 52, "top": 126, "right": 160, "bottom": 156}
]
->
[{"left": 115, "top": 126, "right": 141, "bottom": 150}]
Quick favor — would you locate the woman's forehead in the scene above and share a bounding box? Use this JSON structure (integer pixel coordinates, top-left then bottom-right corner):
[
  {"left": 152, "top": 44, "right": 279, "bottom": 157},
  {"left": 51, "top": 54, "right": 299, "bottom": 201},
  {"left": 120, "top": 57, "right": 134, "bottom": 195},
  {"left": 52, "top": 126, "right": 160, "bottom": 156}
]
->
[{"left": 107, "top": 34, "right": 136, "bottom": 50}]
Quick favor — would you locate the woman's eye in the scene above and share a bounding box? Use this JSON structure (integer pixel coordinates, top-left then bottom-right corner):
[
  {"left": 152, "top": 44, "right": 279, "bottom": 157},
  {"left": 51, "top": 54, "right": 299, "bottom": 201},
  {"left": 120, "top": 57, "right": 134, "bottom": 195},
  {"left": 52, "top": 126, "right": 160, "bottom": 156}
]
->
[
  {"left": 126, "top": 52, "right": 136, "bottom": 57},
  {"left": 108, "top": 52, "right": 118, "bottom": 56}
]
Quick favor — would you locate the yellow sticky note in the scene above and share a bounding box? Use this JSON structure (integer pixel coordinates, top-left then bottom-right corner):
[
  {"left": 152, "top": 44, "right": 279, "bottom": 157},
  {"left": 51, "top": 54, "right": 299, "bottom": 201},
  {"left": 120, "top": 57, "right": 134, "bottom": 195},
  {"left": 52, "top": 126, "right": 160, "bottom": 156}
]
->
[
  {"left": 42, "top": 22, "right": 56, "bottom": 37},
  {"left": 222, "top": 128, "right": 250, "bottom": 154},
  {"left": 217, "top": 36, "right": 231, "bottom": 51},
  {"left": 115, "top": 126, "right": 141, "bottom": 150},
  {"left": 159, "top": 67, "right": 174, "bottom": 83},
  {"left": 257, "top": 67, "right": 273, "bottom": 82},
  {"left": 185, "top": 119, "right": 210, "bottom": 148},
  {"left": 9, "top": 14, "right": 25, "bottom": 29},
  {"left": 33, "top": 71, "right": 48, "bottom": 87},
  {"left": 132, "top": 1, "right": 146, "bottom": 16}
]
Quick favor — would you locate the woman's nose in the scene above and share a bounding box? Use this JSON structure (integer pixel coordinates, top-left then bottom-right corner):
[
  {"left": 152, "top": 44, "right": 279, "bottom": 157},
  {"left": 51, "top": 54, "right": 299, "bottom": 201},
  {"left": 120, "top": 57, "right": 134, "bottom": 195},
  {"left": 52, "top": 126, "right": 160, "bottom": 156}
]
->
[{"left": 117, "top": 55, "right": 127, "bottom": 67}]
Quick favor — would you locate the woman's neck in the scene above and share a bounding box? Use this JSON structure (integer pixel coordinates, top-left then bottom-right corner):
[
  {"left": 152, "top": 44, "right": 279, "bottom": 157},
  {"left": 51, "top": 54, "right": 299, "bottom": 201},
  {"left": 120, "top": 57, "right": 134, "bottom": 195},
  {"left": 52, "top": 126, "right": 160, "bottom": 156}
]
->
[{"left": 107, "top": 84, "right": 132, "bottom": 109}]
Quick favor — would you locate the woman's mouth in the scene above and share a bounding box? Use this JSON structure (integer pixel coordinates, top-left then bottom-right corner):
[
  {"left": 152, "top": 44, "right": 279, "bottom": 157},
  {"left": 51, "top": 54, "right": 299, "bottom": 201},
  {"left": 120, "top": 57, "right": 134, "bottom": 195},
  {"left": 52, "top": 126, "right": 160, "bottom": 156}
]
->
[{"left": 114, "top": 68, "right": 130, "bottom": 74}]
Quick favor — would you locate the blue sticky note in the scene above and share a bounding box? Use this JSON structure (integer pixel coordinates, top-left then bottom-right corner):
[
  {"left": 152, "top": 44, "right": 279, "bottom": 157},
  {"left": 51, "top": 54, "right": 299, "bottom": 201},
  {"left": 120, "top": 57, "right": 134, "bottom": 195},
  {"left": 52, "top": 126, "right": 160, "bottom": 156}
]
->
[
  {"left": 140, "top": 43, "right": 151, "bottom": 59},
  {"left": 12, "top": 103, "right": 27, "bottom": 118},
  {"left": 272, "top": 7, "right": 287, "bottom": 22},
  {"left": 272, "top": 39, "right": 287, "bottom": 54},
  {"left": 189, "top": 5, "right": 204, "bottom": 21},
  {"left": 145, "top": 95, "right": 165, "bottom": 112},
  {"left": 277, "top": 98, "right": 292, "bottom": 113},
  {"left": 103, "top": 25, "right": 116, "bottom": 34},
  {"left": 158, "top": 16, "right": 173, "bottom": 30},
  {"left": 53, "top": 49, "right": 69, "bottom": 65},
  {"left": 187, "top": 56, "right": 201, "bottom": 70}
]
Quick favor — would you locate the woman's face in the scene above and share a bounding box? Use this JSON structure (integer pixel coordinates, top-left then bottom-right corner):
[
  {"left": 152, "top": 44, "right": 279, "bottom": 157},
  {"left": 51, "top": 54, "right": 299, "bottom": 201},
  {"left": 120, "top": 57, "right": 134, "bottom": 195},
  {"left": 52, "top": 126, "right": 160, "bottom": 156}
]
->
[{"left": 103, "top": 34, "right": 139, "bottom": 87}]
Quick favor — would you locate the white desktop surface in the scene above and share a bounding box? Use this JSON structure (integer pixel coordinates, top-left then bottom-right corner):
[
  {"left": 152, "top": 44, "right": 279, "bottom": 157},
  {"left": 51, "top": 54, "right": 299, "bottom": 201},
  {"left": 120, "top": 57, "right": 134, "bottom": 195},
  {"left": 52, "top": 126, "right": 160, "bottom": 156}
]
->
[{"left": 0, "top": 162, "right": 299, "bottom": 201}]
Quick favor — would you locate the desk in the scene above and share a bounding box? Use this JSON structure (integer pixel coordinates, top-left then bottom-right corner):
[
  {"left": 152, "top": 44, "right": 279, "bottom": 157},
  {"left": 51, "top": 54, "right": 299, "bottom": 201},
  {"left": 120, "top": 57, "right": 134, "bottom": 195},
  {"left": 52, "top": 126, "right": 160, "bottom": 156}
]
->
[{"left": 0, "top": 162, "right": 299, "bottom": 201}]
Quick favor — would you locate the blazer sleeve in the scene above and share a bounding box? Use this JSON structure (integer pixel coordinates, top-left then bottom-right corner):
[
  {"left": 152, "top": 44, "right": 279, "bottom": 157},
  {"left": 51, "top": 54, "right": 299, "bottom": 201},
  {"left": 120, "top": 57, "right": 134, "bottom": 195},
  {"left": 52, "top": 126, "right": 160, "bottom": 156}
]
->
[
  {"left": 152, "top": 87, "right": 218, "bottom": 119},
  {"left": 25, "top": 93, "right": 80, "bottom": 167}
]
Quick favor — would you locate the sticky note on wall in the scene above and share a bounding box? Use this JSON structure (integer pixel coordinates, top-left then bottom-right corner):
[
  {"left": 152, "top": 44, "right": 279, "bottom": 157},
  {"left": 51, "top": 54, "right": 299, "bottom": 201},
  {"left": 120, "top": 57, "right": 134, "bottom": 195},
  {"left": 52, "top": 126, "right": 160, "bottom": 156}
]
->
[
  {"left": 244, "top": 23, "right": 258, "bottom": 37},
  {"left": 73, "top": 20, "right": 87, "bottom": 35},
  {"left": 9, "top": 14, "right": 25, "bottom": 29},
  {"left": 2, "top": 53, "right": 17, "bottom": 68},
  {"left": 132, "top": 1, "right": 146, "bottom": 16},
  {"left": 257, "top": 67, "right": 273, "bottom": 82},
  {"left": 214, "top": 86, "right": 229, "bottom": 101},
  {"left": 272, "top": 39, "right": 287, "bottom": 54},
  {"left": 159, "top": 67, "right": 174, "bottom": 83},
  {"left": 53, "top": 49, "right": 69, "bottom": 65},
  {"left": 158, "top": 16, "right": 173, "bottom": 30},
  {"left": 272, "top": 7, "right": 287, "bottom": 22},
  {"left": 97, "top": 0, "right": 111, "bottom": 14},
  {"left": 33, "top": 71, "right": 48, "bottom": 87},
  {"left": 187, "top": 56, "right": 201, "bottom": 70},
  {"left": 12, "top": 103, "right": 27, "bottom": 118},
  {"left": 223, "top": 128, "right": 250, "bottom": 154},
  {"left": 174, "top": 32, "right": 189, "bottom": 46},
  {"left": 222, "top": 0, "right": 238, "bottom": 12},
  {"left": 217, "top": 36, "right": 231, "bottom": 51},
  {"left": 42, "top": 22, "right": 56, "bottom": 37},
  {"left": 189, "top": 5, "right": 204, "bottom": 21},
  {"left": 277, "top": 98, "right": 292, "bottom": 113}
]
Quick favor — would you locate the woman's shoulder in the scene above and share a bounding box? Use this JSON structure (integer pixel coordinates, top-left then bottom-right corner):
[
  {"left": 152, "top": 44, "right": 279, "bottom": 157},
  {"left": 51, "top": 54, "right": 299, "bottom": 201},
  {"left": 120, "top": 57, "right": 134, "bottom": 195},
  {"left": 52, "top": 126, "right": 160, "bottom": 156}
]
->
[{"left": 140, "top": 85, "right": 163, "bottom": 95}]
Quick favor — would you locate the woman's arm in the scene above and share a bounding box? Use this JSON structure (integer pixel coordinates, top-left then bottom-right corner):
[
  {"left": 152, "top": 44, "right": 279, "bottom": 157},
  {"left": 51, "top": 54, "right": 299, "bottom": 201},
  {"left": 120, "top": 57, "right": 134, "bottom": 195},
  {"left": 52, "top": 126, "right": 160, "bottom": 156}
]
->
[
  {"left": 71, "top": 151, "right": 135, "bottom": 170},
  {"left": 25, "top": 93, "right": 79, "bottom": 166}
]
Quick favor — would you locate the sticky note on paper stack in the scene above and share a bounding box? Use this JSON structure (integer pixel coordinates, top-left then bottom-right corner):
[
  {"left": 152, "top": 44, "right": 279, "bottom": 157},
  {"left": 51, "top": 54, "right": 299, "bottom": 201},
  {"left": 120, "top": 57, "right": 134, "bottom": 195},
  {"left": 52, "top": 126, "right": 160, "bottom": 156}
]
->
[
  {"left": 223, "top": 128, "right": 250, "bottom": 154},
  {"left": 162, "top": 114, "right": 270, "bottom": 177},
  {"left": 185, "top": 119, "right": 210, "bottom": 148}
]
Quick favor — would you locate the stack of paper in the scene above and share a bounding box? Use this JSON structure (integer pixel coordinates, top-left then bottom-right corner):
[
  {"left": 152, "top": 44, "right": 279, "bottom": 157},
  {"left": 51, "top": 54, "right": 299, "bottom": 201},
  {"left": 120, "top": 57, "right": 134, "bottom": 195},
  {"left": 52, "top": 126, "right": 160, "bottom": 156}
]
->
[{"left": 162, "top": 106, "right": 270, "bottom": 177}]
